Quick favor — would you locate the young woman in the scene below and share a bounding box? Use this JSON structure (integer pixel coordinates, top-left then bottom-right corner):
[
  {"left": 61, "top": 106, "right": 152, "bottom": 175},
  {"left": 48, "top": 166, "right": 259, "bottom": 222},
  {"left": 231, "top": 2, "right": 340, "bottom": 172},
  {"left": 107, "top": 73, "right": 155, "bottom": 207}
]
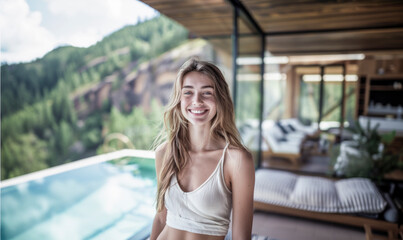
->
[{"left": 150, "top": 58, "right": 255, "bottom": 240}]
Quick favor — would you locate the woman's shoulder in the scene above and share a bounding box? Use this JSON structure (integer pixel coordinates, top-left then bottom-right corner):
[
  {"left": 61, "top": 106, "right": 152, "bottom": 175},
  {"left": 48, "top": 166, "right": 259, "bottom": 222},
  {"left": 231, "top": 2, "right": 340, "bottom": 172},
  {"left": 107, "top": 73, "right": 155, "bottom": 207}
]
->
[
  {"left": 226, "top": 145, "right": 253, "bottom": 164},
  {"left": 155, "top": 142, "right": 168, "bottom": 166},
  {"left": 225, "top": 145, "right": 254, "bottom": 170},
  {"left": 155, "top": 142, "right": 168, "bottom": 155},
  {"left": 225, "top": 145, "right": 255, "bottom": 181}
]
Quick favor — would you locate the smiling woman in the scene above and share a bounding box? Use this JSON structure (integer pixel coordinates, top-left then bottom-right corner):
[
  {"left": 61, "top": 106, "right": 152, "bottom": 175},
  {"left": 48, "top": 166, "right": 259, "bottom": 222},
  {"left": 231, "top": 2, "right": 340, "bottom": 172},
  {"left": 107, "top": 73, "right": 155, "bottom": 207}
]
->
[{"left": 150, "top": 58, "right": 255, "bottom": 240}]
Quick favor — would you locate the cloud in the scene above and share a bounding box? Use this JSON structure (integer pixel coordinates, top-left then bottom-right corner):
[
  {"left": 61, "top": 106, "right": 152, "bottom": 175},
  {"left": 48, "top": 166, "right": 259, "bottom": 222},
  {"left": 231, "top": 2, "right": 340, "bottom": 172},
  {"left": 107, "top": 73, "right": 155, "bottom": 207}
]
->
[
  {"left": 0, "top": 0, "right": 57, "bottom": 63},
  {"left": 44, "top": 0, "right": 157, "bottom": 48},
  {"left": 0, "top": 0, "right": 157, "bottom": 63}
]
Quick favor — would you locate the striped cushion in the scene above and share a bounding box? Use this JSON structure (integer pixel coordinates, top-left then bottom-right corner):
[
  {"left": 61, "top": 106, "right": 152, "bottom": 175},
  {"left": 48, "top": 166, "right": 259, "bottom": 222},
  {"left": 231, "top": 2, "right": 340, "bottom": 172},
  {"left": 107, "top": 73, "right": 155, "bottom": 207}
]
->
[
  {"left": 336, "top": 178, "right": 387, "bottom": 213},
  {"left": 254, "top": 169, "right": 297, "bottom": 205},
  {"left": 254, "top": 169, "right": 386, "bottom": 213},
  {"left": 289, "top": 176, "right": 338, "bottom": 212}
]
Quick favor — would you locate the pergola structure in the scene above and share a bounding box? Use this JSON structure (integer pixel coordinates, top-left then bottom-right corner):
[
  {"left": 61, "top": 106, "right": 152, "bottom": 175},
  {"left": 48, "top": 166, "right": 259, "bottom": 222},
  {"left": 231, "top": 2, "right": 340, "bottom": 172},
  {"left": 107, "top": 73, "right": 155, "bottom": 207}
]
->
[
  {"left": 140, "top": 0, "right": 403, "bottom": 166},
  {"left": 141, "top": 0, "right": 403, "bottom": 55}
]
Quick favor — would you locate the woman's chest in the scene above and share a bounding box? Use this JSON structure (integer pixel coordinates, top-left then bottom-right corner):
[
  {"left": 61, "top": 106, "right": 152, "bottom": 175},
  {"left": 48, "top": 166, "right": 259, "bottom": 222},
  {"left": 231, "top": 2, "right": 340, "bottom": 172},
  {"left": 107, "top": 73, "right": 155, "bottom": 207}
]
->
[{"left": 177, "top": 151, "right": 223, "bottom": 193}]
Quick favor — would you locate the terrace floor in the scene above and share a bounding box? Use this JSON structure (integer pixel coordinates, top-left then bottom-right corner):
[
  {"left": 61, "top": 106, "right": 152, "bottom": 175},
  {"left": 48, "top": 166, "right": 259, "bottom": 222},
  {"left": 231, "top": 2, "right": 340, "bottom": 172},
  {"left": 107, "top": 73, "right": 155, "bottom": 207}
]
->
[
  {"left": 254, "top": 149, "right": 368, "bottom": 239},
  {"left": 252, "top": 211, "right": 366, "bottom": 240}
]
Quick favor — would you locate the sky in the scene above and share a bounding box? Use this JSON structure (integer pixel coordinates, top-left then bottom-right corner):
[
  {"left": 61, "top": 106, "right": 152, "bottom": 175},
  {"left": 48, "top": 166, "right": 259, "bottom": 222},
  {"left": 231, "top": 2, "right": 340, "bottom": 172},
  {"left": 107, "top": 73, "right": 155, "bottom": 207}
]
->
[{"left": 0, "top": 0, "right": 158, "bottom": 64}]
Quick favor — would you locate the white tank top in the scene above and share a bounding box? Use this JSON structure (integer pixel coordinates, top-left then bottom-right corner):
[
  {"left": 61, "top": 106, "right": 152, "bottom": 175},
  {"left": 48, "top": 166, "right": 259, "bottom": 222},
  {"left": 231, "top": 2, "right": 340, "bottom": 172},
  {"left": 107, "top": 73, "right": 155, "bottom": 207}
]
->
[{"left": 165, "top": 143, "right": 232, "bottom": 236}]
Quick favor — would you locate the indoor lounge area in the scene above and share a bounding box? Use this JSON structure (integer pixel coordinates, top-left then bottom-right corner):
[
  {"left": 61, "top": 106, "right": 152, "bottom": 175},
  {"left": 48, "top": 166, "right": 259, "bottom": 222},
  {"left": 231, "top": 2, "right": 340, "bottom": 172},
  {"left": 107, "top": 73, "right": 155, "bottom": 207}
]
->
[{"left": 140, "top": 0, "right": 403, "bottom": 239}]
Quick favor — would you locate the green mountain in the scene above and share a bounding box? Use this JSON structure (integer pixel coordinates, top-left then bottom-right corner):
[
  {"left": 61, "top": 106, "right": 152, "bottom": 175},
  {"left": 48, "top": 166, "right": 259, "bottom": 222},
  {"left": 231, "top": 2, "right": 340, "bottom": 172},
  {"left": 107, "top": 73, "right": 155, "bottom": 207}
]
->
[
  {"left": 1, "top": 15, "right": 188, "bottom": 117},
  {"left": 0, "top": 15, "right": 189, "bottom": 180}
]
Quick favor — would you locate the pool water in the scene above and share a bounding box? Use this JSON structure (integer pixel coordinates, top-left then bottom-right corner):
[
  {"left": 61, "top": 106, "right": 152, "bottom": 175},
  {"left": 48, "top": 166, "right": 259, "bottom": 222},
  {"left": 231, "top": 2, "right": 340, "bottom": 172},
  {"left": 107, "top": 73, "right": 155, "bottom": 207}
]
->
[{"left": 1, "top": 156, "right": 157, "bottom": 240}]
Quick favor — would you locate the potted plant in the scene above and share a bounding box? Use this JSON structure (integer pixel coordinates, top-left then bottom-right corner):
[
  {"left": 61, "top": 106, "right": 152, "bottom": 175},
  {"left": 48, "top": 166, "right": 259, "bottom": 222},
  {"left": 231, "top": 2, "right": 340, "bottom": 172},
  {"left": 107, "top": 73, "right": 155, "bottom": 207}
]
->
[{"left": 332, "top": 120, "right": 399, "bottom": 182}]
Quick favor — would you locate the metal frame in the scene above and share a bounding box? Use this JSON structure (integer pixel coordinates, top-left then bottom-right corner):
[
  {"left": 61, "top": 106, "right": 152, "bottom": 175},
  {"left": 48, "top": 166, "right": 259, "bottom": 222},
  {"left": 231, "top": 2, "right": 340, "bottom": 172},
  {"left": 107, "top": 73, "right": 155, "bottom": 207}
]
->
[
  {"left": 257, "top": 34, "right": 265, "bottom": 168},
  {"left": 318, "top": 66, "right": 325, "bottom": 124},
  {"left": 232, "top": 6, "right": 238, "bottom": 109},
  {"left": 265, "top": 25, "right": 403, "bottom": 37},
  {"left": 226, "top": 1, "right": 352, "bottom": 168},
  {"left": 227, "top": 0, "right": 265, "bottom": 168},
  {"left": 227, "top": 0, "right": 264, "bottom": 36},
  {"left": 340, "top": 63, "right": 347, "bottom": 140}
]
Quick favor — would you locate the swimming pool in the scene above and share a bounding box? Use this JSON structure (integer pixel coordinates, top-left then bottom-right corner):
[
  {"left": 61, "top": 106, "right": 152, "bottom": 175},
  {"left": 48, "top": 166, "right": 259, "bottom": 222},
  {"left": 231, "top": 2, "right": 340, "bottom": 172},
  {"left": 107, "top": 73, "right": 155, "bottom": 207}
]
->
[{"left": 1, "top": 150, "right": 157, "bottom": 240}]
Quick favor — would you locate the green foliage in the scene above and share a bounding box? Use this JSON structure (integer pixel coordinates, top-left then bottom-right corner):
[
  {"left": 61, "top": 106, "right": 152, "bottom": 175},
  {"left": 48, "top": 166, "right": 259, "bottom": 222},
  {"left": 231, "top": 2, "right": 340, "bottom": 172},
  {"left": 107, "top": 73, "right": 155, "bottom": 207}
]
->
[
  {"left": 102, "top": 101, "right": 164, "bottom": 151},
  {"left": 299, "top": 81, "right": 319, "bottom": 123},
  {"left": 50, "top": 82, "right": 77, "bottom": 124},
  {"left": 1, "top": 46, "right": 85, "bottom": 117},
  {"left": 1, "top": 133, "right": 49, "bottom": 180},
  {"left": 236, "top": 81, "right": 260, "bottom": 123},
  {"left": 82, "top": 128, "right": 102, "bottom": 149},
  {"left": 299, "top": 81, "right": 356, "bottom": 124},
  {"left": 52, "top": 121, "right": 74, "bottom": 161},
  {"left": 348, "top": 120, "right": 395, "bottom": 157},
  {"left": 339, "top": 152, "right": 374, "bottom": 178},
  {"left": 332, "top": 120, "right": 398, "bottom": 181},
  {"left": 1, "top": 15, "right": 187, "bottom": 118},
  {"left": 1, "top": 15, "right": 187, "bottom": 180}
]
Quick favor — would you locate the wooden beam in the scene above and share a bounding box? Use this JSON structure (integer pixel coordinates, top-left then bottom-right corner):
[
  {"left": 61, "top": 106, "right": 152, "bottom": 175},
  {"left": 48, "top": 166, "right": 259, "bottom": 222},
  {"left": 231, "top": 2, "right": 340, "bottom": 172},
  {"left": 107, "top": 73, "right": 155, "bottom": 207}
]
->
[{"left": 254, "top": 201, "right": 399, "bottom": 236}]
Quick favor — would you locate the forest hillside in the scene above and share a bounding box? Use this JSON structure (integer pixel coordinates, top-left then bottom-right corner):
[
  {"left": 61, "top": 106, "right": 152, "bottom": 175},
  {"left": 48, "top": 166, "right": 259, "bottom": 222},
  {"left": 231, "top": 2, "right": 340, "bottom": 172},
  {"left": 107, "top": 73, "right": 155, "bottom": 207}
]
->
[{"left": 1, "top": 16, "right": 215, "bottom": 180}]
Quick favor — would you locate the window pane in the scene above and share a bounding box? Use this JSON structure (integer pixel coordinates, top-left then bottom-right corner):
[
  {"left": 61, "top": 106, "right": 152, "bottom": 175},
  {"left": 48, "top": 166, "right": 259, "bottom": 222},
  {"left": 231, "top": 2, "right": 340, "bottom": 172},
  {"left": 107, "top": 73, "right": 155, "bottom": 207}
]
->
[
  {"left": 321, "top": 66, "right": 343, "bottom": 130},
  {"left": 236, "top": 35, "right": 262, "bottom": 167},
  {"left": 298, "top": 67, "right": 321, "bottom": 124}
]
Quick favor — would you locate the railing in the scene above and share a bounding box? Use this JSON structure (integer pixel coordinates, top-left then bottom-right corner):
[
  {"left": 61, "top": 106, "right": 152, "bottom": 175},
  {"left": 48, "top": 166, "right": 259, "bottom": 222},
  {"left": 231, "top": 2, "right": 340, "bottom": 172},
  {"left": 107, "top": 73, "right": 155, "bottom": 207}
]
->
[{"left": 0, "top": 149, "right": 155, "bottom": 188}]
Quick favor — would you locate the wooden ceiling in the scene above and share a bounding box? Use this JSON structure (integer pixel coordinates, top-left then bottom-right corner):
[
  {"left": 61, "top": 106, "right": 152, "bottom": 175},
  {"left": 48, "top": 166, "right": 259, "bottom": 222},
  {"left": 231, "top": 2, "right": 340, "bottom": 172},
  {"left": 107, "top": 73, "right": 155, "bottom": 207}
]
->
[{"left": 141, "top": 0, "right": 403, "bottom": 55}]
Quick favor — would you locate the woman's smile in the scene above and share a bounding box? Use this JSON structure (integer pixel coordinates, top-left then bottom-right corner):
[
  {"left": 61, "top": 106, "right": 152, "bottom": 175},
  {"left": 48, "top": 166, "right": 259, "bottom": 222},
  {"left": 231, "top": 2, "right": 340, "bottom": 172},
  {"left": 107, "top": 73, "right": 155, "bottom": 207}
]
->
[
  {"left": 181, "top": 71, "right": 217, "bottom": 126},
  {"left": 188, "top": 108, "right": 208, "bottom": 115}
]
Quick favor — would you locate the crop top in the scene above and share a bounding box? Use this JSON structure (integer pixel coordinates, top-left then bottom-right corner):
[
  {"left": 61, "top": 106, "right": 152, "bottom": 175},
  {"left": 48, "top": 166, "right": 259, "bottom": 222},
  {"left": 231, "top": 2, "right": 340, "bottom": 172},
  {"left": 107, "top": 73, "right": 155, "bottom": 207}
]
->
[{"left": 164, "top": 143, "right": 232, "bottom": 236}]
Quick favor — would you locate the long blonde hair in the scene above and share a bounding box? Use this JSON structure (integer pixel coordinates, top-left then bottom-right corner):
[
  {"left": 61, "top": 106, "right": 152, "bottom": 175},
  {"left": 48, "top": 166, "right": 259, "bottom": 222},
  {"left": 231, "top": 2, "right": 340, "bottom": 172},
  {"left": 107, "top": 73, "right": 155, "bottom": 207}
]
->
[{"left": 155, "top": 58, "right": 247, "bottom": 211}]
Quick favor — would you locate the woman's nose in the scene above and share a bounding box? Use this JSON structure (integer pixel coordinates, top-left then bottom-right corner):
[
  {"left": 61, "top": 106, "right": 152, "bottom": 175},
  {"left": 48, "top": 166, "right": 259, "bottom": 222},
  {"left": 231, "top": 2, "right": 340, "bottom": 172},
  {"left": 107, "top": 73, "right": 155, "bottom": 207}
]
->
[{"left": 192, "top": 92, "right": 203, "bottom": 105}]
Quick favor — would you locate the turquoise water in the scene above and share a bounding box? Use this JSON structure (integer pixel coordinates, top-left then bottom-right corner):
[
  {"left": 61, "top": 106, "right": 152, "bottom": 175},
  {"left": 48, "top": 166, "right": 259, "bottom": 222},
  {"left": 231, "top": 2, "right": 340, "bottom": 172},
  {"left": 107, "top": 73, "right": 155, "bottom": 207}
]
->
[{"left": 1, "top": 156, "right": 157, "bottom": 240}]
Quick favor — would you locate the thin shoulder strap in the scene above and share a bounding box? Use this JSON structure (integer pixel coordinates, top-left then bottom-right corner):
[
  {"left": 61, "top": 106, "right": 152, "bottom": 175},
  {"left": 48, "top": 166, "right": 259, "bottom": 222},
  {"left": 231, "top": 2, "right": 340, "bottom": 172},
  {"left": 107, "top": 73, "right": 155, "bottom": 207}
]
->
[
  {"left": 219, "top": 142, "right": 232, "bottom": 193},
  {"left": 224, "top": 142, "right": 230, "bottom": 151},
  {"left": 220, "top": 142, "right": 230, "bottom": 166}
]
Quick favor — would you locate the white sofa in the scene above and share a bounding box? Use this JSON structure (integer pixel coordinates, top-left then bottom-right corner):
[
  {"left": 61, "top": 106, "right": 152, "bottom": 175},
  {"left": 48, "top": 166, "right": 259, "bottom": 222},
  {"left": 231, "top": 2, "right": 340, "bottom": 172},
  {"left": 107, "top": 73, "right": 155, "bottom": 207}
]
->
[
  {"left": 254, "top": 169, "right": 386, "bottom": 213},
  {"left": 254, "top": 169, "right": 399, "bottom": 240},
  {"left": 241, "top": 118, "right": 319, "bottom": 165}
]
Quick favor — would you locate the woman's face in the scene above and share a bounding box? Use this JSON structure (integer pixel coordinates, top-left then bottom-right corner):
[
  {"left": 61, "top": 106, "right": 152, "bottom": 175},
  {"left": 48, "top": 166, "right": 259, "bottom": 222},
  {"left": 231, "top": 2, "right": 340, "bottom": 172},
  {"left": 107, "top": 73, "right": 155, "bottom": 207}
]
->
[{"left": 180, "top": 71, "right": 217, "bottom": 126}]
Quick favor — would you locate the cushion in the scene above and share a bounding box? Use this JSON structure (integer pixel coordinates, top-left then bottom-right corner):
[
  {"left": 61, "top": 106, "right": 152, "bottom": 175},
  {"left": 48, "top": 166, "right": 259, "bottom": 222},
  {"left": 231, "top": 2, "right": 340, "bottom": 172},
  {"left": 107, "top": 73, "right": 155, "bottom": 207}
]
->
[
  {"left": 283, "top": 118, "right": 318, "bottom": 136},
  {"left": 254, "top": 169, "right": 297, "bottom": 205},
  {"left": 254, "top": 169, "right": 386, "bottom": 214},
  {"left": 267, "top": 126, "right": 285, "bottom": 140},
  {"left": 287, "top": 123, "right": 296, "bottom": 132},
  {"left": 336, "top": 178, "right": 387, "bottom": 213},
  {"left": 276, "top": 137, "right": 287, "bottom": 142},
  {"left": 275, "top": 122, "right": 289, "bottom": 134},
  {"left": 289, "top": 176, "right": 338, "bottom": 212}
]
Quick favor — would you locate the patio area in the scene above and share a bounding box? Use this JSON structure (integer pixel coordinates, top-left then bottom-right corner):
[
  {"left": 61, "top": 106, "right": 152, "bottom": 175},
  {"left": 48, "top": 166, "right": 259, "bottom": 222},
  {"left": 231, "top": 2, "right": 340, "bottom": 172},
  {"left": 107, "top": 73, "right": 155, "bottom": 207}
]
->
[
  {"left": 139, "top": 1, "right": 403, "bottom": 239},
  {"left": 252, "top": 211, "right": 366, "bottom": 240}
]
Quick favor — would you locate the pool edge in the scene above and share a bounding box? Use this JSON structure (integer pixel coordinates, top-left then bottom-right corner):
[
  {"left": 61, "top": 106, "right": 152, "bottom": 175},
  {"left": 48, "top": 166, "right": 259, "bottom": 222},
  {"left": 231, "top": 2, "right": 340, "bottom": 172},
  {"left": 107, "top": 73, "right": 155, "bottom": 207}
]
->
[{"left": 0, "top": 149, "right": 156, "bottom": 189}]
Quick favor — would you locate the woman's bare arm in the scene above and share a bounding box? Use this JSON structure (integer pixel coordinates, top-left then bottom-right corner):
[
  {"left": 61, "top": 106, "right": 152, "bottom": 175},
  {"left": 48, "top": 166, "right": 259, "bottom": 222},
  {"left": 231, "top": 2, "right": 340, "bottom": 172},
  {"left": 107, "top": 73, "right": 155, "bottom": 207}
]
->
[
  {"left": 150, "top": 144, "right": 167, "bottom": 240},
  {"left": 150, "top": 207, "right": 167, "bottom": 240},
  {"left": 228, "top": 149, "right": 255, "bottom": 240}
]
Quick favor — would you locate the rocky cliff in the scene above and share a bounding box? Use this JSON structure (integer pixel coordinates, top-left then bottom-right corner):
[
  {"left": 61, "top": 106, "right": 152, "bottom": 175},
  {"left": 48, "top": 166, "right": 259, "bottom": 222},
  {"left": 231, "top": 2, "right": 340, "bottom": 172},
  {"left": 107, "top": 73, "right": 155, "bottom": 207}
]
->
[{"left": 73, "top": 39, "right": 226, "bottom": 117}]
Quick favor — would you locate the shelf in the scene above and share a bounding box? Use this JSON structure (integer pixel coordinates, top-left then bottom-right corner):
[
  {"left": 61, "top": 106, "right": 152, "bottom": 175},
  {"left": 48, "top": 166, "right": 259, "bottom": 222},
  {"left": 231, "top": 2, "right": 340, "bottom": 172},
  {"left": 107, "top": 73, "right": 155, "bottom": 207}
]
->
[
  {"left": 356, "top": 71, "right": 403, "bottom": 118},
  {"left": 369, "top": 74, "right": 403, "bottom": 79},
  {"left": 367, "top": 109, "right": 400, "bottom": 115},
  {"left": 370, "top": 87, "right": 403, "bottom": 91},
  {"left": 356, "top": 58, "right": 403, "bottom": 118}
]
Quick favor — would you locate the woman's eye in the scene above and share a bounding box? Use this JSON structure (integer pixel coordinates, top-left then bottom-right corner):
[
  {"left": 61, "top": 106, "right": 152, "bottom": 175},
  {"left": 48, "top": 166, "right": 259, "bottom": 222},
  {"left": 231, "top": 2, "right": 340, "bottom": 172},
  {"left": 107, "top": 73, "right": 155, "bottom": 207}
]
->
[
  {"left": 183, "top": 91, "right": 192, "bottom": 95},
  {"left": 203, "top": 92, "right": 213, "bottom": 96}
]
